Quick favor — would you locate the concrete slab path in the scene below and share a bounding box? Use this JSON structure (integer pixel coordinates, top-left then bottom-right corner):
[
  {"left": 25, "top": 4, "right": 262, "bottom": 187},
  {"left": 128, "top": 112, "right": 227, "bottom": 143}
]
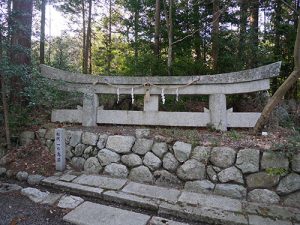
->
[
  {"left": 63, "top": 201, "right": 151, "bottom": 225},
  {"left": 41, "top": 172, "right": 300, "bottom": 225}
]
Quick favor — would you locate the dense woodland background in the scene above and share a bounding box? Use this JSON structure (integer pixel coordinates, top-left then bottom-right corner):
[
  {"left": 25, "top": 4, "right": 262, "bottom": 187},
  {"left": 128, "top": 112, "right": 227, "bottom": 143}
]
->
[{"left": 0, "top": 0, "right": 300, "bottom": 149}]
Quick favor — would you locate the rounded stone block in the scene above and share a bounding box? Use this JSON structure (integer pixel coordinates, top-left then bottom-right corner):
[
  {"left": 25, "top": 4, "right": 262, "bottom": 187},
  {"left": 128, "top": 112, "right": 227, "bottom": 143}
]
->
[
  {"left": 247, "top": 189, "right": 280, "bottom": 204},
  {"left": 104, "top": 163, "right": 128, "bottom": 178},
  {"left": 143, "top": 152, "right": 162, "bottom": 171},
  {"left": 132, "top": 139, "right": 154, "bottom": 155},
  {"left": 261, "top": 152, "right": 289, "bottom": 170},
  {"left": 97, "top": 134, "right": 108, "bottom": 149},
  {"left": 66, "top": 130, "right": 82, "bottom": 147},
  {"left": 162, "top": 153, "right": 179, "bottom": 172},
  {"left": 82, "top": 132, "right": 99, "bottom": 146},
  {"left": 74, "top": 144, "right": 86, "bottom": 157},
  {"left": 71, "top": 157, "right": 86, "bottom": 170},
  {"left": 97, "top": 149, "right": 120, "bottom": 166},
  {"left": 27, "top": 174, "right": 45, "bottom": 186},
  {"left": 173, "top": 141, "right": 192, "bottom": 163},
  {"left": 191, "top": 146, "right": 211, "bottom": 164},
  {"left": 16, "top": 171, "right": 29, "bottom": 181},
  {"left": 121, "top": 154, "right": 142, "bottom": 167},
  {"left": 106, "top": 135, "right": 136, "bottom": 154},
  {"left": 128, "top": 166, "right": 153, "bottom": 183},
  {"left": 246, "top": 172, "right": 280, "bottom": 189},
  {"left": 218, "top": 166, "right": 244, "bottom": 184},
  {"left": 210, "top": 147, "right": 236, "bottom": 168},
  {"left": 276, "top": 173, "right": 300, "bottom": 195},
  {"left": 151, "top": 142, "right": 168, "bottom": 158},
  {"left": 283, "top": 191, "right": 300, "bottom": 208},
  {"left": 84, "top": 157, "right": 102, "bottom": 174},
  {"left": 154, "top": 170, "right": 182, "bottom": 188},
  {"left": 207, "top": 165, "right": 218, "bottom": 183},
  {"left": 236, "top": 148, "right": 260, "bottom": 173},
  {"left": 177, "top": 159, "right": 206, "bottom": 181}
]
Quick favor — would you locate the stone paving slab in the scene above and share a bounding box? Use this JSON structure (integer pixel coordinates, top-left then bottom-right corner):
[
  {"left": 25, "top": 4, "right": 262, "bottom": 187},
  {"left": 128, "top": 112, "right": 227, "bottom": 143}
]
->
[
  {"left": 41, "top": 173, "right": 300, "bottom": 225},
  {"left": 158, "top": 202, "right": 248, "bottom": 225},
  {"left": 243, "top": 201, "right": 300, "bottom": 222},
  {"left": 178, "top": 191, "right": 242, "bottom": 212},
  {"left": 63, "top": 201, "right": 151, "bottom": 225},
  {"left": 0, "top": 182, "right": 22, "bottom": 193},
  {"left": 122, "top": 182, "right": 181, "bottom": 203},
  {"left": 248, "top": 215, "right": 292, "bottom": 225},
  {"left": 40, "top": 193, "right": 63, "bottom": 205},
  {"left": 55, "top": 181, "right": 103, "bottom": 198},
  {"left": 59, "top": 174, "right": 77, "bottom": 182},
  {"left": 103, "top": 190, "right": 159, "bottom": 210},
  {"left": 149, "top": 216, "right": 190, "bottom": 225},
  {"left": 41, "top": 176, "right": 60, "bottom": 185},
  {"left": 73, "top": 174, "right": 127, "bottom": 190},
  {"left": 58, "top": 195, "right": 84, "bottom": 209}
]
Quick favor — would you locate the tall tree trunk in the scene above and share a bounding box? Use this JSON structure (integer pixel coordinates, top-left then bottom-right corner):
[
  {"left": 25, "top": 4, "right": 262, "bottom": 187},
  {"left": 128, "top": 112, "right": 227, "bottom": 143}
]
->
[
  {"left": 238, "top": 0, "right": 247, "bottom": 69},
  {"left": 47, "top": 5, "right": 51, "bottom": 63},
  {"left": 212, "top": 0, "right": 220, "bottom": 72},
  {"left": 11, "top": 0, "right": 33, "bottom": 105},
  {"left": 11, "top": 0, "right": 33, "bottom": 65},
  {"left": 107, "top": 0, "right": 112, "bottom": 74},
  {"left": 82, "top": 0, "right": 87, "bottom": 73},
  {"left": 193, "top": 0, "right": 201, "bottom": 63},
  {"left": 40, "top": 0, "right": 46, "bottom": 64},
  {"left": 154, "top": 0, "right": 161, "bottom": 59},
  {"left": 0, "top": 22, "right": 11, "bottom": 150},
  {"left": 249, "top": 0, "right": 259, "bottom": 68},
  {"left": 134, "top": 0, "right": 140, "bottom": 74},
  {"left": 254, "top": 14, "right": 300, "bottom": 133},
  {"left": 203, "top": 21, "right": 207, "bottom": 62},
  {"left": 165, "top": 0, "right": 173, "bottom": 76},
  {"left": 89, "top": 40, "right": 92, "bottom": 74},
  {"left": 84, "top": 0, "right": 92, "bottom": 74},
  {"left": 272, "top": 0, "right": 282, "bottom": 93}
]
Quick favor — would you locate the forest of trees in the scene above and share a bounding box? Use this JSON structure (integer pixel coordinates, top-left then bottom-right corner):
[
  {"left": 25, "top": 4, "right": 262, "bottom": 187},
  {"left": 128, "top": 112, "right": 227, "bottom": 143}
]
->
[
  {"left": 39, "top": 1, "right": 299, "bottom": 83},
  {"left": 1, "top": 0, "right": 299, "bottom": 86},
  {"left": 0, "top": 0, "right": 300, "bottom": 147}
]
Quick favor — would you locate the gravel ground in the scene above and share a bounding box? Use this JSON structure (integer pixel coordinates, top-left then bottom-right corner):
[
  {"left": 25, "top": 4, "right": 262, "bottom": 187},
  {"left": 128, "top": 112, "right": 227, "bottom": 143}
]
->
[{"left": 0, "top": 191, "right": 72, "bottom": 225}]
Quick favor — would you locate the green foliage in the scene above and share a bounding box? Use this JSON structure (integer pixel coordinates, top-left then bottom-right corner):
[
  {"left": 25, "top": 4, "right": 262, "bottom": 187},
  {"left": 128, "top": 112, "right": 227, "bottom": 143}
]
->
[
  {"left": 227, "top": 130, "right": 241, "bottom": 141},
  {"left": 25, "top": 70, "right": 82, "bottom": 109},
  {"left": 271, "top": 132, "right": 300, "bottom": 159},
  {"left": 266, "top": 168, "right": 288, "bottom": 176}
]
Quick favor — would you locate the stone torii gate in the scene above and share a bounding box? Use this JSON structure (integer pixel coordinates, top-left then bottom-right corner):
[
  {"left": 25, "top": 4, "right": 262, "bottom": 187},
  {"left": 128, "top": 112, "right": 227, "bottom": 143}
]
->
[{"left": 40, "top": 62, "right": 281, "bottom": 131}]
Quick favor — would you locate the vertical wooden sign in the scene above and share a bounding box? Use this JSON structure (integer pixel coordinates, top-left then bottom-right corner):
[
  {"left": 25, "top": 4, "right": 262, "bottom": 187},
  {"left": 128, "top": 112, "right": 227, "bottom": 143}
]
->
[{"left": 55, "top": 128, "right": 66, "bottom": 171}]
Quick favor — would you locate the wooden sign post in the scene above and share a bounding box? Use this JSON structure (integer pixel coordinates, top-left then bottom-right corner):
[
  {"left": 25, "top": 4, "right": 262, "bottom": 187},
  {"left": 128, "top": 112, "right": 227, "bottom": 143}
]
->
[{"left": 55, "top": 128, "right": 66, "bottom": 171}]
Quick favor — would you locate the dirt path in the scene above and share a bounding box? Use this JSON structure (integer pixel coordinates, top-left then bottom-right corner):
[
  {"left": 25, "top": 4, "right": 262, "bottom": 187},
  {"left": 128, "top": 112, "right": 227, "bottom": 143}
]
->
[{"left": 0, "top": 192, "right": 71, "bottom": 225}]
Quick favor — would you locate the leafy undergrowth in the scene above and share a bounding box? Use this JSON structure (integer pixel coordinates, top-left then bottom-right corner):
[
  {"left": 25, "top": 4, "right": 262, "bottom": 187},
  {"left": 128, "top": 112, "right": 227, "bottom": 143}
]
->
[
  {"left": 66, "top": 124, "right": 298, "bottom": 150},
  {"left": 4, "top": 141, "right": 57, "bottom": 176}
]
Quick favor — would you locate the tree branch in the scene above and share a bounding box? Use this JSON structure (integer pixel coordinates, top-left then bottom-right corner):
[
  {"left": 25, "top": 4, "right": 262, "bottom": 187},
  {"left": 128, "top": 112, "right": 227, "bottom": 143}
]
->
[
  {"left": 162, "top": 0, "right": 170, "bottom": 31},
  {"left": 294, "top": 15, "right": 300, "bottom": 70},
  {"left": 172, "top": 28, "right": 201, "bottom": 45},
  {"left": 172, "top": 9, "right": 223, "bottom": 46},
  {"left": 280, "top": 0, "right": 300, "bottom": 15}
]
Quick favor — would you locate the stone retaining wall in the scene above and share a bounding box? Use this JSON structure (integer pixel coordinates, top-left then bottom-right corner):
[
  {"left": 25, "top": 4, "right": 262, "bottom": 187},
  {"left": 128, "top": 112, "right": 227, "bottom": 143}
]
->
[{"left": 35, "top": 128, "right": 300, "bottom": 206}]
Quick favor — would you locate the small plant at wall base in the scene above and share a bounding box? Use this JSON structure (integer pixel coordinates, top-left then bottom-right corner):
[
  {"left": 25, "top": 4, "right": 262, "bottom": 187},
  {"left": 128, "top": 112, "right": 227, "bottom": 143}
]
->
[
  {"left": 266, "top": 167, "right": 288, "bottom": 176},
  {"left": 271, "top": 132, "right": 300, "bottom": 160},
  {"left": 227, "top": 129, "right": 242, "bottom": 141}
]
